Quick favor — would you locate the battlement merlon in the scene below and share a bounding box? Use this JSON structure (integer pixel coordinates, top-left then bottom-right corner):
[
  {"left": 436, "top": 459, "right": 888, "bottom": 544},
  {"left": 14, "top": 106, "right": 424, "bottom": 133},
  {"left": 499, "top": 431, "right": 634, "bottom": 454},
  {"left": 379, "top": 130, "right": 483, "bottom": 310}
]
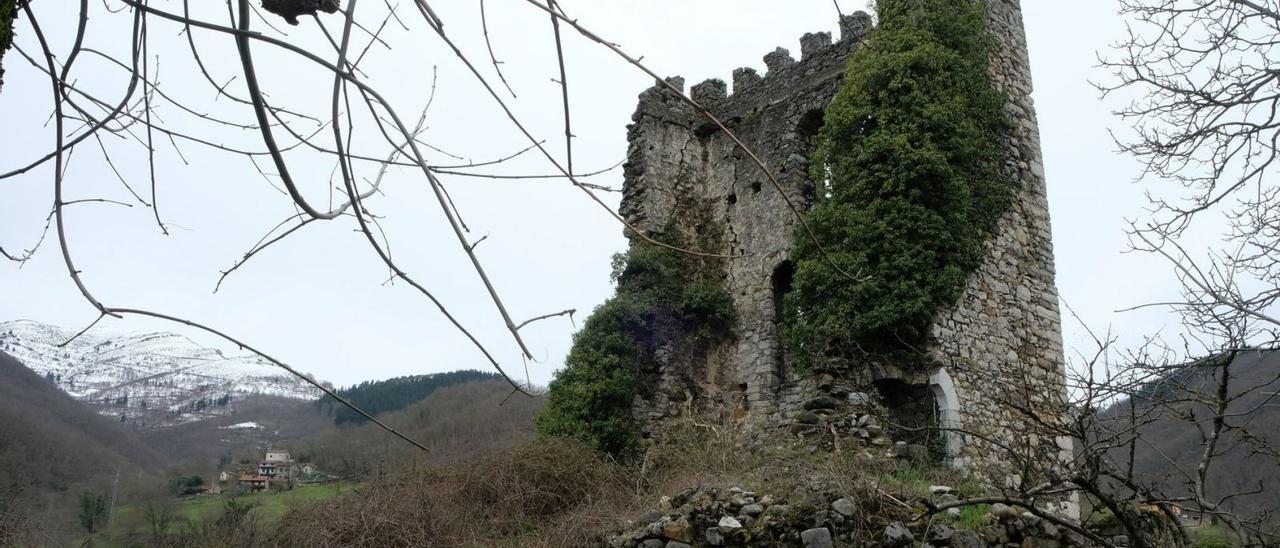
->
[{"left": 627, "top": 12, "right": 872, "bottom": 131}]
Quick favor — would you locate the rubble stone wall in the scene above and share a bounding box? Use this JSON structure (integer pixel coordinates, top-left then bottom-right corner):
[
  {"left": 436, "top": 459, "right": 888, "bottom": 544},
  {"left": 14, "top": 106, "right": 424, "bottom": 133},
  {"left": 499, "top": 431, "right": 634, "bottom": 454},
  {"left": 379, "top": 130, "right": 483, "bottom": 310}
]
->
[{"left": 619, "top": 1, "right": 1070, "bottom": 499}]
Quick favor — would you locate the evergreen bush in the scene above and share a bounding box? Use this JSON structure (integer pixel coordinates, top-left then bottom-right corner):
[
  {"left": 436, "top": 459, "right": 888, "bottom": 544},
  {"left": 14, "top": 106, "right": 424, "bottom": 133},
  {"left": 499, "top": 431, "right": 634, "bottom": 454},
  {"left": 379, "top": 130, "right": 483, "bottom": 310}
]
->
[
  {"left": 537, "top": 230, "right": 733, "bottom": 457},
  {"left": 784, "top": 0, "right": 1010, "bottom": 370}
]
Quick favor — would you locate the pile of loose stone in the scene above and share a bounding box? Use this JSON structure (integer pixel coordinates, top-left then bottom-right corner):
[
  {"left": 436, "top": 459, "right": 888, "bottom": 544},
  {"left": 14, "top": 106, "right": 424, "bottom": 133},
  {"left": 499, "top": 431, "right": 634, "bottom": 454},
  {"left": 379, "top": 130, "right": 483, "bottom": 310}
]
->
[
  {"left": 606, "top": 485, "right": 867, "bottom": 548},
  {"left": 613, "top": 389, "right": 1098, "bottom": 546},
  {"left": 607, "top": 487, "right": 1093, "bottom": 548}
]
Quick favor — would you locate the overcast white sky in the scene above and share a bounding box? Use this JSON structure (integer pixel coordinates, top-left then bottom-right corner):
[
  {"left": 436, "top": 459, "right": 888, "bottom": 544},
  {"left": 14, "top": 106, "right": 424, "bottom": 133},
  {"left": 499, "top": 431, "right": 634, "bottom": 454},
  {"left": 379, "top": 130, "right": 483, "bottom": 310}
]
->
[{"left": 0, "top": 1, "right": 1190, "bottom": 388}]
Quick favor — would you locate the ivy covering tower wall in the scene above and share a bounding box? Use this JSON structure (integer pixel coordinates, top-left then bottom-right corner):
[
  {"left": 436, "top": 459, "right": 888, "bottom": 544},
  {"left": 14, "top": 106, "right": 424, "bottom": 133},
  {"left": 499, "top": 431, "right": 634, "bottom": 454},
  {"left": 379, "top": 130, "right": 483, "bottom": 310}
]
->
[{"left": 784, "top": 0, "right": 1011, "bottom": 371}]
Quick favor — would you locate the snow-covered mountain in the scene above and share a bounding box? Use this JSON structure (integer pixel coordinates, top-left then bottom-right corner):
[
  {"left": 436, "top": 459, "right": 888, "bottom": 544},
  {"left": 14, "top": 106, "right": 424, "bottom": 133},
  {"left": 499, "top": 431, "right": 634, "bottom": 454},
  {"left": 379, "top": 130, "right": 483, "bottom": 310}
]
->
[{"left": 0, "top": 319, "right": 323, "bottom": 428}]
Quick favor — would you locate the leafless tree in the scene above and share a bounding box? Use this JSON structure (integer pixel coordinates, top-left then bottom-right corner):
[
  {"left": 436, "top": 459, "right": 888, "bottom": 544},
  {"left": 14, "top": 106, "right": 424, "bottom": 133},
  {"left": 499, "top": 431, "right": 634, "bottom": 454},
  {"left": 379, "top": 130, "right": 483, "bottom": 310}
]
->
[
  {"left": 906, "top": 3, "right": 1280, "bottom": 545},
  {"left": 1096, "top": 0, "right": 1280, "bottom": 332},
  {"left": 0, "top": 0, "right": 860, "bottom": 453},
  {"left": 910, "top": 298, "right": 1280, "bottom": 547},
  {"left": 144, "top": 499, "right": 176, "bottom": 543}
]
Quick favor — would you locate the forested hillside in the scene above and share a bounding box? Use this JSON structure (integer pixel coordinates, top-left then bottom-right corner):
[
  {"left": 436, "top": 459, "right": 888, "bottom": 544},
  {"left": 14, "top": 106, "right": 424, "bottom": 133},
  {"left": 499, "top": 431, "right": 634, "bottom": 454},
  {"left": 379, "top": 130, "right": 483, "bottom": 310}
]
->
[
  {"left": 1119, "top": 350, "right": 1280, "bottom": 521},
  {"left": 300, "top": 379, "right": 544, "bottom": 477},
  {"left": 317, "top": 369, "right": 500, "bottom": 425},
  {"left": 0, "top": 350, "right": 162, "bottom": 544},
  {"left": 138, "top": 394, "right": 331, "bottom": 468},
  {"left": 0, "top": 350, "right": 159, "bottom": 490}
]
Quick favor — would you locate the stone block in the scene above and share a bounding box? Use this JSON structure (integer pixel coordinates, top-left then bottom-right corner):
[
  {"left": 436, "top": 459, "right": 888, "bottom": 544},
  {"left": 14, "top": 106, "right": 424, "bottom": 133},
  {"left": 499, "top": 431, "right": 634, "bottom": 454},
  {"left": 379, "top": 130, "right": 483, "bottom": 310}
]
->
[
  {"left": 732, "top": 67, "right": 762, "bottom": 92},
  {"left": 839, "top": 12, "right": 872, "bottom": 42},
  {"left": 800, "top": 32, "right": 831, "bottom": 60},
  {"left": 763, "top": 47, "right": 795, "bottom": 73}
]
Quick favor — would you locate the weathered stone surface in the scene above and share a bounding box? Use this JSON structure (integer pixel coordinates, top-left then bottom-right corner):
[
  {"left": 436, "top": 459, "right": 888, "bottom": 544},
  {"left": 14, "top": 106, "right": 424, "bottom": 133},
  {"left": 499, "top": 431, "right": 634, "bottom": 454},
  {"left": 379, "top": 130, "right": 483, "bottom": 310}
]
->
[
  {"left": 704, "top": 526, "right": 725, "bottom": 546},
  {"left": 691, "top": 79, "right": 728, "bottom": 104},
  {"left": 928, "top": 523, "right": 955, "bottom": 544},
  {"left": 990, "top": 503, "right": 1021, "bottom": 522},
  {"left": 662, "top": 517, "right": 692, "bottom": 543},
  {"left": 763, "top": 47, "right": 796, "bottom": 73},
  {"left": 800, "top": 32, "right": 832, "bottom": 60},
  {"left": 884, "top": 521, "right": 915, "bottom": 547},
  {"left": 952, "top": 530, "right": 986, "bottom": 548},
  {"left": 830, "top": 497, "right": 856, "bottom": 517},
  {"left": 610, "top": 482, "right": 1092, "bottom": 548},
  {"left": 717, "top": 515, "right": 742, "bottom": 533},
  {"left": 839, "top": 12, "right": 872, "bottom": 42},
  {"left": 801, "top": 527, "right": 834, "bottom": 548}
]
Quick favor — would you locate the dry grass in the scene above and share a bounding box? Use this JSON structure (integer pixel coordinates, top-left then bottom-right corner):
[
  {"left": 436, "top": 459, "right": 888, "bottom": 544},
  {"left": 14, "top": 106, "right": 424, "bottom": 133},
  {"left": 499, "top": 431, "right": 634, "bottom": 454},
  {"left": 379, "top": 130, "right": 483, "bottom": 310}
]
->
[
  {"left": 272, "top": 440, "right": 629, "bottom": 547},
  {"left": 264, "top": 419, "right": 968, "bottom": 547}
]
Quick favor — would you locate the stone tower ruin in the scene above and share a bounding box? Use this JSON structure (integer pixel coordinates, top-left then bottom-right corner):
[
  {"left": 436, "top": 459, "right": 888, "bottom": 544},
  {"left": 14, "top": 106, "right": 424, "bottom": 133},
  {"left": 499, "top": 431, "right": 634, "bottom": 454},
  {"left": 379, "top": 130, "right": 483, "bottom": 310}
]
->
[{"left": 619, "top": 1, "right": 1070, "bottom": 485}]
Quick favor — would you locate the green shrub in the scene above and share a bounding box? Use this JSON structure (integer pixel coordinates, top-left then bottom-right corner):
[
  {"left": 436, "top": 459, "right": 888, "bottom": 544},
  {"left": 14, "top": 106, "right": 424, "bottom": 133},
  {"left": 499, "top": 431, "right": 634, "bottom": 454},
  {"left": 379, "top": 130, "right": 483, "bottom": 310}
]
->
[
  {"left": 1, "top": 0, "right": 15, "bottom": 93},
  {"left": 678, "top": 281, "right": 735, "bottom": 343},
  {"left": 169, "top": 474, "right": 205, "bottom": 496},
  {"left": 535, "top": 294, "right": 649, "bottom": 456},
  {"left": 1192, "top": 530, "right": 1236, "bottom": 548},
  {"left": 784, "top": 0, "right": 1010, "bottom": 370},
  {"left": 538, "top": 231, "right": 734, "bottom": 457}
]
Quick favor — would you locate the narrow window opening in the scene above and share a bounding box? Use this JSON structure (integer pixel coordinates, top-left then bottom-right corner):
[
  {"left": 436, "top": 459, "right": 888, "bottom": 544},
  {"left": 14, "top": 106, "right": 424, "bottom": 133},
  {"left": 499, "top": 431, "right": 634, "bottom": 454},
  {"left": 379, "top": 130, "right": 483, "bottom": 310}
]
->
[
  {"left": 771, "top": 261, "right": 796, "bottom": 378},
  {"left": 771, "top": 261, "right": 795, "bottom": 323}
]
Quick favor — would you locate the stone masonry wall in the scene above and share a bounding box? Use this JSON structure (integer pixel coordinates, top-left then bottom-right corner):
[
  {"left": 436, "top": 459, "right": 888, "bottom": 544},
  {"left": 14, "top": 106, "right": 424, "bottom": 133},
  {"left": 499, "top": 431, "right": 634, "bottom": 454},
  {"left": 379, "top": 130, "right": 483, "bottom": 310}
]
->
[
  {"left": 926, "top": 0, "right": 1073, "bottom": 496},
  {"left": 621, "top": 13, "right": 873, "bottom": 423},
  {"left": 618, "top": 1, "right": 1070, "bottom": 501}
]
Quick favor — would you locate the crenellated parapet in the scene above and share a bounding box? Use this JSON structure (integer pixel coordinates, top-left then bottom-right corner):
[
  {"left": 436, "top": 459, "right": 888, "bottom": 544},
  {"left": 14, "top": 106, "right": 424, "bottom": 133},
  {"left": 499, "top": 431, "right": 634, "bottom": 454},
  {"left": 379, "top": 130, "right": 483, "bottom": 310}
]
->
[
  {"left": 629, "top": 11, "right": 871, "bottom": 123},
  {"left": 622, "top": 13, "right": 870, "bottom": 234}
]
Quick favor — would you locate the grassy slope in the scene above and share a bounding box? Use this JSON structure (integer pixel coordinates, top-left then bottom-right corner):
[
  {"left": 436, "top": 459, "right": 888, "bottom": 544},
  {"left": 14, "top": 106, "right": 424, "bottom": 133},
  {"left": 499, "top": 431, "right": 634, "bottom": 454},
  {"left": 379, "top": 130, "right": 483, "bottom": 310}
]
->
[
  {"left": 84, "top": 481, "right": 356, "bottom": 547},
  {"left": 172, "top": 482, "right": 353, "bottom": 523}
]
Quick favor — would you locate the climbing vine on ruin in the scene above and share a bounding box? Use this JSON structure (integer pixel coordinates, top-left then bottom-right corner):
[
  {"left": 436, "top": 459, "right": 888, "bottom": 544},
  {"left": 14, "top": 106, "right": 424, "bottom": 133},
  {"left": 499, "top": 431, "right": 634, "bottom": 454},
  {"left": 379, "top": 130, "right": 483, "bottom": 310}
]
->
[
  {"left": 784, "top": 0, "right": 1011, "bottom": 370},
  {"left": 537, "top": 223, "right": 734, "bottom": 457}
]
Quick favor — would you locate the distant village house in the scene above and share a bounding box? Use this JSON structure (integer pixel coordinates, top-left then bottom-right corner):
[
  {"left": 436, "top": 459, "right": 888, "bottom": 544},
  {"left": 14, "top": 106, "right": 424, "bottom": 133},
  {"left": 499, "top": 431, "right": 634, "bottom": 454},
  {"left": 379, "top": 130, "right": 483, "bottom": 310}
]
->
[
  {"left": 258, "top": 448, "right": 298, "bottom": 487},
  {"left": 238, "top": 474, "right": 269, "bottom": 492},
  {"left": 224, "top": 448, "right": 308, "bottom": 492}
]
